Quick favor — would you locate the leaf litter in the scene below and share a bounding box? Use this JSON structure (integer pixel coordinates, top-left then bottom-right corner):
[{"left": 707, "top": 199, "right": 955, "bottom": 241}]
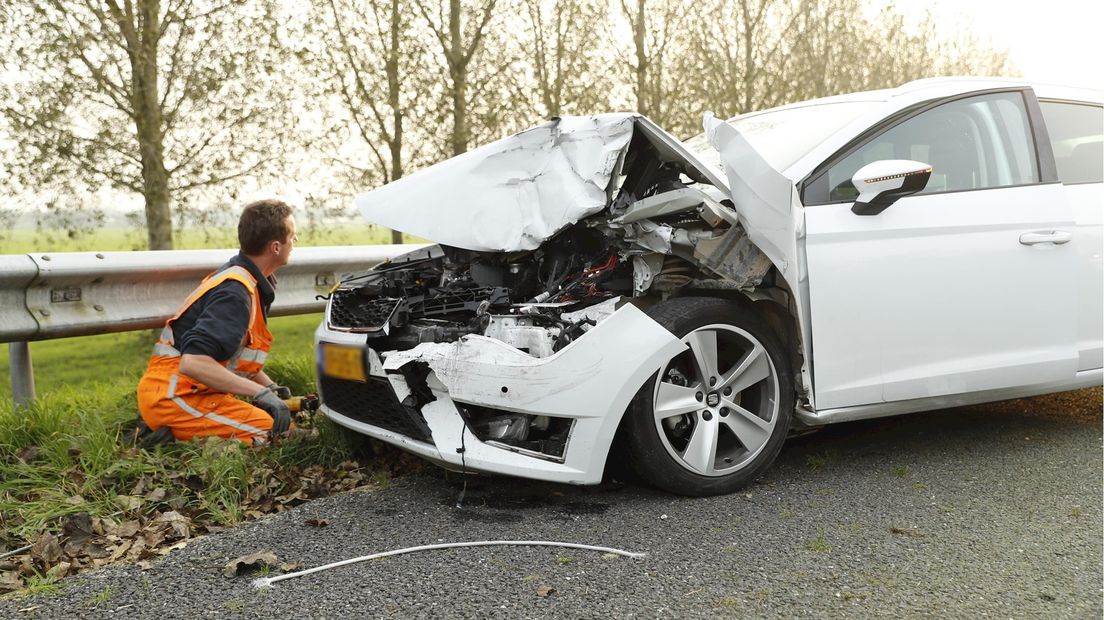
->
[{"left": 0, "top": 428, "right": 426, "bottom": 594}]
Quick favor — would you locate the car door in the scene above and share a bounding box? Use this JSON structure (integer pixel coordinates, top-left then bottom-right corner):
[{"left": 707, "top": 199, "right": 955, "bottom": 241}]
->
[
  {"left": 1038, "top": 98, "right": 1104, "bottom": 372},
  {"left": 799, "top": 88, "right": 1078, "bottom": 410}
]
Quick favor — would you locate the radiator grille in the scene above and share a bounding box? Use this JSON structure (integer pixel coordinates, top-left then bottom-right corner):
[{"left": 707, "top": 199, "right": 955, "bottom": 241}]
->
[
  {"left": 328, "top": 290, "right": 401, "bottom": 331},
  {"left": 320, "top": 375, "right": 432, "bottom": 443}
]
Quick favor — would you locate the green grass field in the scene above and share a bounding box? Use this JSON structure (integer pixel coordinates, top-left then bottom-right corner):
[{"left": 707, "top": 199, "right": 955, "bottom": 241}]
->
[
  {"left": 0, "top": 313, "right": 322, "bottom": 401},
  {"left": 0, "top": 223, "right": 410, "bottom": 254}
]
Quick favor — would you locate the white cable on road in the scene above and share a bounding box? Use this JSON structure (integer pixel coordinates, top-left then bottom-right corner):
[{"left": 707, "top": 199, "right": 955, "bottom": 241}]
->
[{"left": 252, "top": 540, "right": 647, "bottom": 589}]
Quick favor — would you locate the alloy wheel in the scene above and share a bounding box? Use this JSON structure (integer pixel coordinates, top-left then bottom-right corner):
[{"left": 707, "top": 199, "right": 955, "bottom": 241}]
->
[{"left": 651, "top": 323, "right": 780, "bottom": 476}]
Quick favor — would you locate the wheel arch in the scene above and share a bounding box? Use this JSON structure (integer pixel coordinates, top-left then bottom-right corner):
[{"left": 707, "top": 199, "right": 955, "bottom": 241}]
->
[{"left": 601, "top": 290, "right": 802, "bottom": 488}]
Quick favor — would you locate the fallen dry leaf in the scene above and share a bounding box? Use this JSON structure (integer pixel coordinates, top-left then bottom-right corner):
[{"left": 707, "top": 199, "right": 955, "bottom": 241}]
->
[
  {"left": 155, "top": 511, "right": 191, "bottom": 539},
  {"left": 62, "top": 512, "right": 95, "bottom": 547},
  {"left": 125, "top": 537, "right": 149, "bottom": 562},
  {"left": 0, "top": 571, "right": 23, "bottom": 593},
  {"left": 114, "top": 495, "right": 143, "bottom": 511},
  {"left": 890, "top": 527, "right": 924, "bottom": 538},
  {"left": 536, "top": 585, "right": 556, "bottom": 598},
  {"left": 274, "top": 489, "right": 306, "bottom": 505},
  {"left": 31, "top": 534, "right": 63, "bottom": 565},
  {"left": 15, "top": 447, "right": 40, "bottom": 464},
  {"left": 158, "top": 541, "right": 188, "bottom": 556},
  {"left": 223, "top": 550, "right": 279, "bottom": 578},
  {"left": 45, "top": 561, "right": 70, "bottom": 580},
  {"left": 143, "top": 528, "right": 166, "bottom": 550},
  {"left": 304, "top": 518, "right": 329, "bottom": 527},
  {"left": 108, "top": 540, "right": 133, "bottom": 562},
  {"left": 79, "top": 542, "right": 111, "bottom": 560},
  {"left": 92, "top": 516, "right": 111, "bottom": 536},
  {"left": 130, "top": 477, "right": 149, "bottom": 496},
  {"left": 111, "top": 520, "right": 141, "bottom": 538}
]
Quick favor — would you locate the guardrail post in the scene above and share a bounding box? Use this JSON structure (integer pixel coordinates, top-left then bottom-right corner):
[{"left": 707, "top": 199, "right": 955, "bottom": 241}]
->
[{"left": 9, "top": 341, "right": 36, "bottom": 407}]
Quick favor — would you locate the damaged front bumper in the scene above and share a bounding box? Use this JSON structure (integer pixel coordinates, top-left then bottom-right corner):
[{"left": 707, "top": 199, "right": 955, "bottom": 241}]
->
[{"left": 317, "top": 303, "right": 684, "bottom": 484}]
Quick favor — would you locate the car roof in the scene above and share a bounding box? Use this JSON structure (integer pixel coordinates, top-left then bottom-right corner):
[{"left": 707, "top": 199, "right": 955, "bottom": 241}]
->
[
  {"left": 738, "top": 77, "right": 1103, "bottom": 180},
  {"left": 740, "top": 77, "right": 1102, "bottom": 119}
]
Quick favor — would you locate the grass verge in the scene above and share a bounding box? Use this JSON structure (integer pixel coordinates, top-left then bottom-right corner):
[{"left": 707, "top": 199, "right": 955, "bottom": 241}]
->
[
  {"left": 0, "top": 313, "right": 323, "bottom": 401},
  {"left": 0, "top": 347, "right": 422, "bottom": 598}
]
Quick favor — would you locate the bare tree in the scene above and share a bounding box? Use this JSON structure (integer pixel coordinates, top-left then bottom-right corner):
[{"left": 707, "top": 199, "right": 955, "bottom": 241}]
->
[
  {"left": 680, "top": 0, "right": 805, "bottom": 123},
  {"left": 316, "top": 0, "right": 433, "bottom": 243},
  {"left": 617, "top": 0, "right": 697, "bottom": 134},
  {"left": 520, "top": 0, "right": 609, "bottom": 119},
  {"left": 0, "top": 0, "right": 297, "bottom": 249},
  {"left": 782, "top": 0, "right": 1015, "bottom": 100},
  {"left": 677, "top": 0, "right": 1015, "bottom": 131},
  {"left": 413, "top": 0, "right": 501, "bottom": 156}
]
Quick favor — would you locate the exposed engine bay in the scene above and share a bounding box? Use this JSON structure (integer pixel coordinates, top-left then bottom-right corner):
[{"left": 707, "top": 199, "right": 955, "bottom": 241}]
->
[
  {"left": 322, "top": 116, "right": 784, "bottom": 462},
  {"left": 328, "top": 122, "right": 777, "bottom": 351}
]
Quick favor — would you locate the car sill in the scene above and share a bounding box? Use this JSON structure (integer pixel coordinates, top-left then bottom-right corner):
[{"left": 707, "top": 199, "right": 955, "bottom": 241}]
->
[{"left": 796, "top": 368, "right": 1103, "bottom": 425}]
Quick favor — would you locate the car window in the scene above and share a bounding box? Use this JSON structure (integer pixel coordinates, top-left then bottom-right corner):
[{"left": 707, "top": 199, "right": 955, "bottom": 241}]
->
[
  {"left": 1040, "top": 101, "right": 1103, "bottom": 184},
  {"left": 819, "top": 92, "right": 1040, "bottom": 203}
]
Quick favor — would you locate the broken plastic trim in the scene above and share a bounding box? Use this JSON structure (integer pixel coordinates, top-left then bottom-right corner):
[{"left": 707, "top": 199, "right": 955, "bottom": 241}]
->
[{"left": 457, "top": 403, "right": 574, "bottom": 461}]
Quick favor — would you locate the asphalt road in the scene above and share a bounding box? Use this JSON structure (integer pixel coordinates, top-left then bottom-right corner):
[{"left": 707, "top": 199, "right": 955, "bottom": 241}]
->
[{"left": 3, "top": 389, "right": 1101, "bottom": 619}]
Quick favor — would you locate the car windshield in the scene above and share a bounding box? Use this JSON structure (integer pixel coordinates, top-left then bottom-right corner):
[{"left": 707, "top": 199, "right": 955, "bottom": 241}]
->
[{"left": 683, "top": 101, "right": 878, "bottom": 172}]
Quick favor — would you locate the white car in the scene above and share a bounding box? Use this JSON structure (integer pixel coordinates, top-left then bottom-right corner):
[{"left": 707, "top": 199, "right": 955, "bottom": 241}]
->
[{"left": 315, "top": 77, "right": 1103, "bottom": 496}]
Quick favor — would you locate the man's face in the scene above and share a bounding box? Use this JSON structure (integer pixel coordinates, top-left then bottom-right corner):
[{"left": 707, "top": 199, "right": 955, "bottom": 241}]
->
[{"left": 276, "top": 215, "right": 297, "bottom": 267}]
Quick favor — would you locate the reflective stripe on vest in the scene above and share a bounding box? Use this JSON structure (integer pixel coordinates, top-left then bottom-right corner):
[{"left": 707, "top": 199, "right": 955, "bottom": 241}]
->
[
  {"left": 227, "top": 347, "right": 268, "bottom": 373},
  {"left": 165, "top": 373, "right": 267, "bottom": 437},
  {"left": 152, "top": 343, "right": 182, "bottom": 358}
]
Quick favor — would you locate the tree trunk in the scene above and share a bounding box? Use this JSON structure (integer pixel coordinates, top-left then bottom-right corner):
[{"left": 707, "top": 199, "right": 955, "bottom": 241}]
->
[
  {"left": 125, "top": 0, "right": 173, "bottom": 250},
  {"left": 741, "top": 0, "right": 753, "bottom": 113},
  {"left": 632, "top": 0, "right": 647, "bottom": 115},
  {"left": 448, "top": 0, "right": 468, "bottom": 156},
  {"left": 388, "top": 0, "right": 404, "bottom": 245}
]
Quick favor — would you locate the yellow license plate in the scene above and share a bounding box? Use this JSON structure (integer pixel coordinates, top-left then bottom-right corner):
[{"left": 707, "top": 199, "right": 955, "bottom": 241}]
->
[{"left": 322, "top": 344, "right": 367, "bottom": 382}]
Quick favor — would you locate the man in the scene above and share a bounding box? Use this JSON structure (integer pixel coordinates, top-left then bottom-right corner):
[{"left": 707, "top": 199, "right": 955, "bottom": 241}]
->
[{"left": 137, "top": 199, "right": 298, "bottom": 444}]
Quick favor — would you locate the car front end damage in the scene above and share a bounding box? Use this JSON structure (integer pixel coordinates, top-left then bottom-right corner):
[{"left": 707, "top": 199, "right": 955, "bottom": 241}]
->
[{"left": 315, "top": 113, "right": 797, "bottom": 485}]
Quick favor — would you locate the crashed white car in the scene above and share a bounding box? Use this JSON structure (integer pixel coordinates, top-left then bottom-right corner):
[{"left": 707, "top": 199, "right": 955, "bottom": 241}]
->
[{"left": 316, "top": 78, "right": 1103, "bottom": 496}]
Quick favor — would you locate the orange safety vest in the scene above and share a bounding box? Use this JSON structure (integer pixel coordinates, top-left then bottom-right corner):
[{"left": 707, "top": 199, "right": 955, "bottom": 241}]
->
[{"left": 137, "top": 265, "right": 274, "bottom": 442}]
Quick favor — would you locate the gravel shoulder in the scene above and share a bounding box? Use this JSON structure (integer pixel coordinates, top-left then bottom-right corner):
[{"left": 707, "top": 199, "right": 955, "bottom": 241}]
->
[{"left": 2, "top": 390, "right": 1100, "bottom": 619}]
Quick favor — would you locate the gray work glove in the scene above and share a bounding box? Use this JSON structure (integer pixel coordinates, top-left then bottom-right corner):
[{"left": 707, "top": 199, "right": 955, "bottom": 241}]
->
[
  {"left": 270, "top": 384, "right": 292, "bottom": 400},
  {"left": 253, "top": 386, "right": 292, "bottom": 436}
]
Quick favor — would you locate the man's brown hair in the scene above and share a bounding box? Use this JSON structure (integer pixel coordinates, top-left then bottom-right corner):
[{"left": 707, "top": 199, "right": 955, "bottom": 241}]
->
[{"left": 238, "top": 199, "right": 293, "bottom": 255}]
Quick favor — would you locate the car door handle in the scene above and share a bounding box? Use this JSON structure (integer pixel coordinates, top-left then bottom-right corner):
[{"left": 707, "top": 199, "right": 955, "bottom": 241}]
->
[{"left": 1019, "top": 230, "right": 1072, "bottom": 246}]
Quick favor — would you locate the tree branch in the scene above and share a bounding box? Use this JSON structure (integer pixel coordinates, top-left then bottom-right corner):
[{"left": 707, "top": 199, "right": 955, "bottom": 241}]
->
[{"left": 170, "top": 155, "right": 274, "bottom": 192}]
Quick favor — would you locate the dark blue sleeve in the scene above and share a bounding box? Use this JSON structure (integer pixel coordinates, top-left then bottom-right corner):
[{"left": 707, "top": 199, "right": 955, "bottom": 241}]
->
[{"left": 177, "top": 281, "right": 251, "bottom": 362}]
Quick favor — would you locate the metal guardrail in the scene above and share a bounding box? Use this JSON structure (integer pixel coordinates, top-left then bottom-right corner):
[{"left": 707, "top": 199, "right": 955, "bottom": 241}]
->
[{"left": 2, "top": 244, "right": 422, "bottom": 405}]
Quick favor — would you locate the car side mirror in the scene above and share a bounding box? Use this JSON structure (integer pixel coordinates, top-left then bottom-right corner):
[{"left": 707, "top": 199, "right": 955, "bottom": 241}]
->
[{"left": 850, "top": 160, "right": 932, "bottom": 216}]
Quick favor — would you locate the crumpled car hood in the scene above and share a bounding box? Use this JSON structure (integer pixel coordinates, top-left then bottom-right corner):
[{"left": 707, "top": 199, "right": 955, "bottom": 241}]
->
[{"left": 354, "top": 113, "right": 731, "bottom": 252}]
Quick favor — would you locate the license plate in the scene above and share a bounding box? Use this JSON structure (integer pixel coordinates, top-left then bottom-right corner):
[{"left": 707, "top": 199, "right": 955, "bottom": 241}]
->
[{"left": 322, "top": 344, "right": 367, "bottom": 382}]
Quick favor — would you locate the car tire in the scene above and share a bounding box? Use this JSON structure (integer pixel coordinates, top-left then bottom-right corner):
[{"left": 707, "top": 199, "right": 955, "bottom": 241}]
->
[{"left": 625, "top": 296, "right": 794, "bottom": 497}]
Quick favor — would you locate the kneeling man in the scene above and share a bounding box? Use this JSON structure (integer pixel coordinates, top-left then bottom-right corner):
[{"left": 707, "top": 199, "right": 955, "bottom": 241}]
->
[{"left": 137, "top": 200, "right": 297, "bottom": 443}]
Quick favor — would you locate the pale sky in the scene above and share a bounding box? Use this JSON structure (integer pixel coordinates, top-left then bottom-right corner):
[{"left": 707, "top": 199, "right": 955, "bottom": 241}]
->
[{"left": 892, "top": 0, "right": 1103, "bottom": 90}]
